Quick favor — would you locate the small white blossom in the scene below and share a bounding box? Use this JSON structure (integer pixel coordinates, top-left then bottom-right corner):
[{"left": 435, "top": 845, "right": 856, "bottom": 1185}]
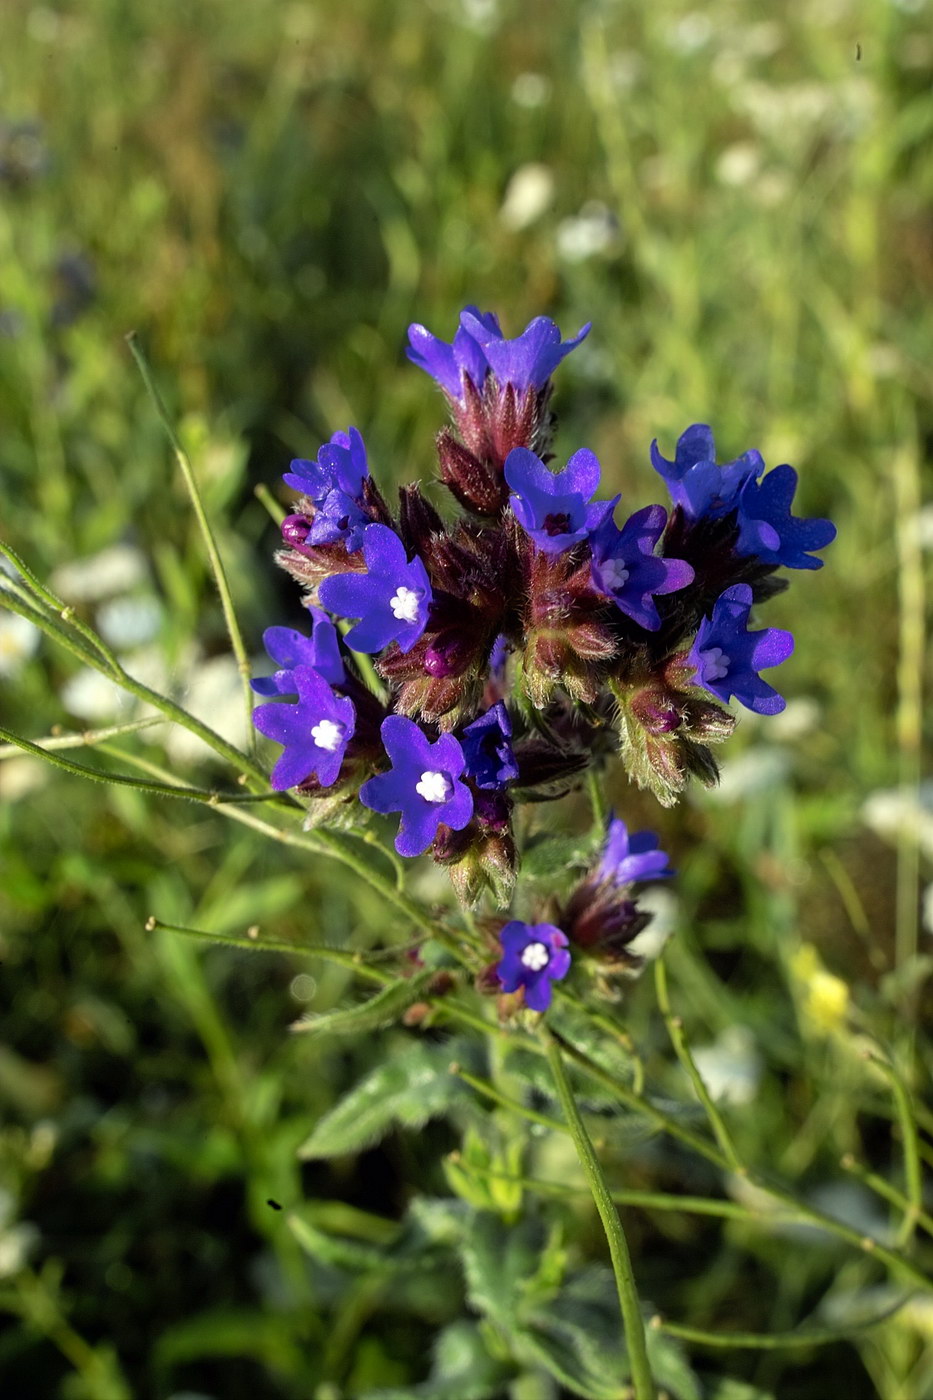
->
[
  {"left": 520, "top": 942, "right": 549, "bottom": 971},
  {"left": 311, "top": 719, "right": 344, "bottom": 752},
  {"left": 390, "top": 586, "right": 421, "bottom": 623},
  {"left": 415, "top": 770, "right": 451, "bottom": 804}
]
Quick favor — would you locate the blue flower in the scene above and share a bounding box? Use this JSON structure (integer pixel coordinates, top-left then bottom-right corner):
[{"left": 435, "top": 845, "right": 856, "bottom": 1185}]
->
[
  {"left": 253, "top": 666, "right": 355, "bottom": 791},
  {"left": 651, "top": 426, "right": 836, "bottom": 570},
  {"left": 461, "top": 701, "right": 518, "bottom": 790},
  {"left": 282, "top": 427, "right": 372, "bottom": 551},
  {"left": 589, "top": 504, "right": 695, "bottom": 630},
  {"left": 318, "top": 524, "right": 433, "bottom": 654},
  {"left": 505, "top": 446, "right": 611, "bottom": 554},
  {"left": 597, "top": 812, "right": 674, "bottom": 885},
  {"left": 359, "top": 715, "right": 473, "bottom": 857},
  {"left": 687, "top": 584, "right": 794, "bottom": 715},
  {"left": 283, "top": 426, "right": 369, "bottom": 499},
  {"left": 458, "top": 309, "right": 590, "bottom": 395},
  {"left": 407, "top": 306, "right": 589, "bottom": 402},
  {"left": 251, "top": 607, "right": 345, "bottom": 697},
  {"left": 736, "top": 464, "right": 836, "bottom": 570},
  {"left": 495, "top": 921, "right": 571, "bottom": 1011},
  {"left": 650, "top": 424, "right": 763, "bottom": 520}
]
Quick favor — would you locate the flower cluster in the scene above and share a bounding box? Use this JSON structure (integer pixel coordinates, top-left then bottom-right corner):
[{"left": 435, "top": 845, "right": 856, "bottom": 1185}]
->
[{"left": 252, "top": 305, "right": 835, "bottom": 1007}]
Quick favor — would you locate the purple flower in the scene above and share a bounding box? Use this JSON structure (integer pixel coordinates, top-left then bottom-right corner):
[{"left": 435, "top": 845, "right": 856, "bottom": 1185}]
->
[
  {"left": 406, "top": 306, "right": 492, "bottom": 400},
  {"left": 650, "top": 424, "right": 763, "bottom": 520},
  {"left": 495, "top": 921, "right": 571, "bottom": 1011},
  {"left": 736, "top": 464, "right": 836, "bottom": 570},
  {"left": 283, "top": 426, "right": 369, "bottom": 499},
  {"left": 406, "top": 306, "right": 590, "bottom": 403},
  {"left": 251, "top": 607, "right": 345, "bottom": 696},
  {"left": 505, "top": 446, "right": 611, "bottom": 554},
  {"left": 318, "top": 524, "right": 433, "bottom": 654},
  {"left": 282, "top": 428, "right": 372, "bottom": 551},
  {"left": 687, "top": 584, "right": 794, "bottom": 715},
  {"left": 590, "top": 504, "right": 695, "bottom": 630},
  {"left": 488, "top": 633, "right": 509, "bottom": 678},
  {"left": 461, "top": 701, "right": 518, "bottom": 790},
  {"left": 458, "top": 309, "right": 590, "bottom": 395},
  {"left": 359, "top": 715, "right": 473, "bottom": 857},
  {"left": 253, "top": 666, "right": 355, "bottom": 791},
  {"left": 308, "top": 488, "right": 371, "bottom": 551},
  {"left": 598, "top": 812, "right": 674, "bottom": 885}
]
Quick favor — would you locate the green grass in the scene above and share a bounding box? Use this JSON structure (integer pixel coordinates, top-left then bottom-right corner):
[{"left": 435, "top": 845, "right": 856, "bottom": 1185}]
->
[{"left": 1, "top": 0, "right": 931, "bottom": 1396}]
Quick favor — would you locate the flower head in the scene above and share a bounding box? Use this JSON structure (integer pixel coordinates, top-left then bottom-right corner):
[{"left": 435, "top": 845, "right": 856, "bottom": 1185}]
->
[
  {"left": 505, "top": 446, "right": 610, "bottom": 554},
  {"left": 736, "top": 464, "right": 836, "bottom": 570},
  {"left": 461, "top": 701, "right": 518, "bottom": 790},
  {"left": 359, "top": 715, "right": 473, "bottom": 856},
  {"left": 283, "top": 426, "right": 369, "bottom": 500},
  {"left": 251, "top": 607, "right": 345, "bottom": 696},
  {"left": 495, "top": 921, "right": 571, "bottom": 1011},
  {"left": 282, "top": 428, "right": 372, "bottom": 550},
  {"left": 407, "top": 306, "right": 589, "bottom": 403},
  {"left": 688, "top": 583, "right": 794, "bottom": 715},
  {"left": 253, "top": 666, "right": 355, "bottom": 790},
  {"left": 597, "top": 812, "right": 674, "bottom": 884},
  {"left": 589, "top": 504, "right": 694, "bottom": 630},
  {"left": 318, "top": 524, "right": 433, "bottom": 654},
  {"left": 650, "top": 424, "right": 763, "bottom": 521}
]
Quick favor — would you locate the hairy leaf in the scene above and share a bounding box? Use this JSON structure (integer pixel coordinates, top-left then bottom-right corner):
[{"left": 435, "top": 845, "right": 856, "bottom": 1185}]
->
[
  {"left": 297, "top": 1042, "right": 471, "bottom": 1159},
  {"left": 291, "top": 970, "right": 435, "bottom": 1037},
  {"left": 358, "top": 1321, "right": 509, "bottom": 1400}
]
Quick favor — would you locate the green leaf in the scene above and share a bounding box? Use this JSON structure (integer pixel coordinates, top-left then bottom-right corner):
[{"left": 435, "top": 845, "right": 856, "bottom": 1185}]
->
[
  {"left": 297, "top": 1043, "right": 472, "bottom": 1159},
  {"left": 644, "top": 1326, "right": 702, "bottom": 1400},
  {"left": 521, "top": 833, "right": 598, "bottom": 883},
  {"left": 459, "top": 1212, "right": 551, "bottom": 1325},
  {"left": 358, "top": 1321, "right": 509, "bottom": 1400},
  {"left": 517, "top": 1267, "right": 631, "bottom": 1400},
  {"left": 291, "top": 970, "right": 435, "bottom": 1037},
  {"left": 704, "top": 1382, "right": 776, "bottom": 1400}
]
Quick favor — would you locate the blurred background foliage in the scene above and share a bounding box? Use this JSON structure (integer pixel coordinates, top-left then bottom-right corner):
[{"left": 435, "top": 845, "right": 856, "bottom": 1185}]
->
[{"left": 0, "top": 0, "right": 931, "bottom": 1395}]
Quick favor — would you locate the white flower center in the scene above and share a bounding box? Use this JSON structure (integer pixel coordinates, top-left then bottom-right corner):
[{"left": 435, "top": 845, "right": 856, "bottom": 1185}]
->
[
  {"left": 699, "top": 646, "right": 730, "bottom": 681},
  {"left": 601, "top": 558, "right": 630, "bottom": 590},
  {"left": 415, "top": 770, "right": 451, "bottom": 803},
  {"left": 390, "top": 586, "right": 422, "bottom": 622},
  {"left": 520, "top": 941, "right": 550, "bottom": 972},
  {"left": 311, "top": 719, "right": 345, "bottom": 751}
]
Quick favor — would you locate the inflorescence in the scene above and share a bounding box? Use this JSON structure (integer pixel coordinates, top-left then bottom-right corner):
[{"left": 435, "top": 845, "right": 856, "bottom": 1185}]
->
[{"left": 253, "top": 307, "right": 835, "bottom": 1011}]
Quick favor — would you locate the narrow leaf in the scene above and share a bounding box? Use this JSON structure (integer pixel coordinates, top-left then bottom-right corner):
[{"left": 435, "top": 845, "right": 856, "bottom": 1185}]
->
[{"left": 291, "top": 970, "right": 435, "bottom": 1037}]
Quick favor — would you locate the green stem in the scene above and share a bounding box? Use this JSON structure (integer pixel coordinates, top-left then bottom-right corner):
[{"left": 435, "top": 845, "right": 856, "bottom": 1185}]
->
[
  {"left": 653, "top": 1293, "right": 914, "bottom": 1350},
  {"left": 0, "top": 586, "right": 276, "bottom": 793},
  {"left": 654, "top": 957, "right": 744, "bottom": 1172},
  {"left": 841, "top": 1153, "right": 933, "bottom": 1242},
  {"left": 0, "top": 726, "right": 273, "bottom": 806},
  {"left": 126, "top": 333, "right": 255, "bottom": 749},
  {"left": 866, "top": 1048, "right": 924, "bottom": 1249},
  {"left": 0, "top": 540, "right": 124, "bottom": 678},
  {"left": 447, "top": 1159, "right": 777, "bottom": 1222},
  {"left": 544, "top": 1032, "right": 655, "bottom": 1400},
  {"left": 451, "top": 1065, "right": 570, "bottom": 1136},
  {"left": 552, "top": 1034, "right": 933, "bottom": 1293},
  {"left": 146, "top": 917, "right": 393, "bottom": 982},
  {"left": 0, "top": 716, "right": 164, "bottom": 760}
]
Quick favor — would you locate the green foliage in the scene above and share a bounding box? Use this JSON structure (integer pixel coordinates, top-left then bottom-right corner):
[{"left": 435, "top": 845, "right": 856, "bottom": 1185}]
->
[
  {"left": 291, "top": 970, "right": 436, "bottom": 1037},
  {"left": 298, "top": 1042, "right": 474, "bottom": 1159}
]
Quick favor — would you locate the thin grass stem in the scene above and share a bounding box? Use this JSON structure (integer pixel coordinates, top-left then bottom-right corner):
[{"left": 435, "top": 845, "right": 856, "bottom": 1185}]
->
[
  {"left": 544, "top": 1031, "right": 656, "bottom": 1400},
  {"left": 654, "top": 957, "right": 744, "bottom": 1172},
  {"left": 126, "top": 332, "right": 256, "bottom": 749}
]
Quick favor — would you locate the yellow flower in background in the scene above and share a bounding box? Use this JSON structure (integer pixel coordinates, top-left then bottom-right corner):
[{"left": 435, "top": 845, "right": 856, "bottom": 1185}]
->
[{"left": 790, "top": 943, "right": 850, "bottom": 1036}]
